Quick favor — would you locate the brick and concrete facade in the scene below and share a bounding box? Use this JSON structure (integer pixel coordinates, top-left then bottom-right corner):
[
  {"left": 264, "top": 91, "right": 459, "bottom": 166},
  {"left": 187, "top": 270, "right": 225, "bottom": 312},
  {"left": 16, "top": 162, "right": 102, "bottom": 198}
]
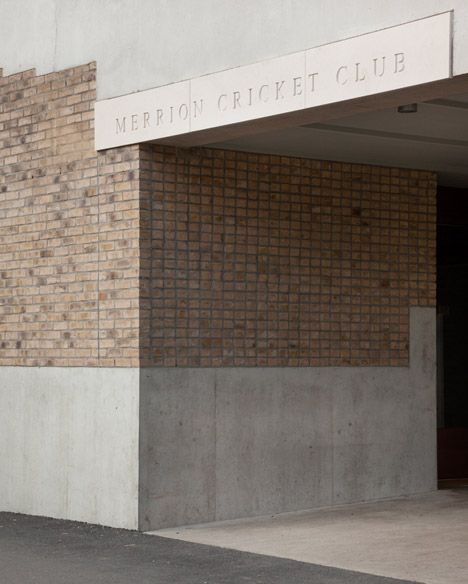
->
[
  {"left": 0, "top": 60, "right": 439, "bottom": 529},
  {"left": 0, "top": 63, "right": 436, "bottom": 368}
]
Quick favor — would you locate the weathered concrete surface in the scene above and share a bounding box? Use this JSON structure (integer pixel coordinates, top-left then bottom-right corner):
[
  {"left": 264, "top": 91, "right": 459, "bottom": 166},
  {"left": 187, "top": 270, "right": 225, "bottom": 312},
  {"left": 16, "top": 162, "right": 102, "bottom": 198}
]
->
[
  {"left": 153, "top": 489, "right": 468, "bottom": 584},
  {"left": 0, "top": 311, "right": 435, "bottom": 531},
  {"left": 139, "top": 307, "right": 437, "bottom": 530},
  {"left": 2, "top": 1, "right": 468, "bottom": 99},
  {"left": 139, "top": 369, "right": 217, "bottom": 528},
  {"left": 0, "top": 511, "right": 420, "bottom": 584},
  {"left": 0, "top": 368, "right": 139, "bottom": 529}
]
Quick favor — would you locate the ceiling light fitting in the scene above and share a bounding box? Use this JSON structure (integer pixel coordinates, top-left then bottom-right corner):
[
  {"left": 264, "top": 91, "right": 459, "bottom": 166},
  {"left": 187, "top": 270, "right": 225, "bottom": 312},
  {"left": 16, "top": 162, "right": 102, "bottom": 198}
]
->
[{"left": 397, "top": 103, "right": 418, "bottom": 113}]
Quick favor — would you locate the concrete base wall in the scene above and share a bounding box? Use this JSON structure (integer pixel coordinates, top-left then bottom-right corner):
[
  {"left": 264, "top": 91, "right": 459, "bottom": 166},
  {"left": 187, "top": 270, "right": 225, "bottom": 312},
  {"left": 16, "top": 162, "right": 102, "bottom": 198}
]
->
[
  {"left": 0, "top": 308, "right": 436, "bottom": 531},
  {"left": 0, "top": 368, "right": 140, "bottom": 529},
  {"left": 139, "top": 307, "right": 436, "bottom": 530}
]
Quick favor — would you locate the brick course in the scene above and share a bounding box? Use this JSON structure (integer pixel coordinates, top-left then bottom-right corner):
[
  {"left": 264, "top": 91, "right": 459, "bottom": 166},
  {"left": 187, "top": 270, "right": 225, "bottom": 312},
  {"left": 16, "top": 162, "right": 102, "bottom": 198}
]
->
[
  {"left": 0, "top": 63, "right": 141, "bottom": 366},
  {"left": 0, "top": 64, "right": 436, "bottom": 368},
  {"left": 141, "top": 145, "right": 436, "bottom": 367}
]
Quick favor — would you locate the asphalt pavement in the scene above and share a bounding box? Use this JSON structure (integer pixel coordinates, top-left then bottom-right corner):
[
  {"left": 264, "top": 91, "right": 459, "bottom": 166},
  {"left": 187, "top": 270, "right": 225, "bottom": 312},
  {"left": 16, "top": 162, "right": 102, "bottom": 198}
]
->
[{"left": 0, "top": 512, "right": 420, "bottom": 583}]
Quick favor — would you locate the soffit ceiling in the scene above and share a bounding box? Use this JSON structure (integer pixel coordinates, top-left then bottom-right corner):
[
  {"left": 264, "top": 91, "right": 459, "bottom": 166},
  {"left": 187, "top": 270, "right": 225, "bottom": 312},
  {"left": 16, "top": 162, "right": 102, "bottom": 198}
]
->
[{"left": 210, "top": 91, "right": 468, "bottom": 188}]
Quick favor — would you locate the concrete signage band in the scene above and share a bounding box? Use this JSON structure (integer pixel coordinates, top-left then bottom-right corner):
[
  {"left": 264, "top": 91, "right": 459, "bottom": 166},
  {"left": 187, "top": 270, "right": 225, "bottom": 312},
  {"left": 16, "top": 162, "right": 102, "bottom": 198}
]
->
[{"left": 94, "top": 12, "right": 452, "bottom": 150}]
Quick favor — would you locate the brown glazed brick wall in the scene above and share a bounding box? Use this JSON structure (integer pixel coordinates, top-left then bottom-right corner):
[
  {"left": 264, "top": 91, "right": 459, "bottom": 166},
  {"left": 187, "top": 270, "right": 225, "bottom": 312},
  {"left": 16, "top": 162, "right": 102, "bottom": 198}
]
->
[
  {"left": 0, "top": 63, "right": 141, "bottom": 367},
  {"left": 140, "top": 145, "right": 436, "bottom": 367}
]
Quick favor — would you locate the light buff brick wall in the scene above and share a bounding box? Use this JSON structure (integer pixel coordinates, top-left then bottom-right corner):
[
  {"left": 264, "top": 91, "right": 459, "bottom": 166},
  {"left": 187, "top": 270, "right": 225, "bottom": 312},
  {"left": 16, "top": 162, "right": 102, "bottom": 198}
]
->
[
  {"left": 0, "top": 64, "right": 141, "bottom": 366},
  {"left": 0, "top": 64, "right": 436, "bottom": 368},
  {"left": 141, "top": 145, "right": 436, "bottom": 367}
]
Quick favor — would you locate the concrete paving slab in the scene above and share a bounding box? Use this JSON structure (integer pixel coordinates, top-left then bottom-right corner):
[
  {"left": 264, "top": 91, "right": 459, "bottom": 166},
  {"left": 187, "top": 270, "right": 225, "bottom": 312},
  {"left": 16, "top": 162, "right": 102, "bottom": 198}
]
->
[
  {"left": 151, "top": 489, "right": 468, "bottom": 584},
  {"left": 0, "top": 512, "right": 416, "bottom": 584}
]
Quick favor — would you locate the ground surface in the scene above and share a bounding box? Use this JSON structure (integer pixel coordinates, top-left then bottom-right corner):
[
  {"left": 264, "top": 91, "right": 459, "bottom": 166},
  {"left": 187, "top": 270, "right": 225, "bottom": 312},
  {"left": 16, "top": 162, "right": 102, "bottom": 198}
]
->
[
  {"left": 152, "top": 489, "right": 468, "bottom": 584},
  {"left": 0, "top": 512, "right": 416, "bottom": 584}
]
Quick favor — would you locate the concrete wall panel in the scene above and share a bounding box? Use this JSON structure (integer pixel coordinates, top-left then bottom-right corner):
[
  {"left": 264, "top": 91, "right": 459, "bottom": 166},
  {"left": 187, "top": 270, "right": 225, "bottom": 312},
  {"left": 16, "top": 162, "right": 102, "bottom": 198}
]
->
[
  {"left": 139, "top": 369, "right": 217, "bottom": 531},
  {"left": 0, "top": 367, "right": 140, "bottom": 529},
  {"left": 214, "top": 369, "right": 333, "bottom": 520},
  {"left": 139, "top": 307, "right": 437, "bottom": 530},
  {"left": 0, "top": 309, "right": 436, "bottom": 530}
]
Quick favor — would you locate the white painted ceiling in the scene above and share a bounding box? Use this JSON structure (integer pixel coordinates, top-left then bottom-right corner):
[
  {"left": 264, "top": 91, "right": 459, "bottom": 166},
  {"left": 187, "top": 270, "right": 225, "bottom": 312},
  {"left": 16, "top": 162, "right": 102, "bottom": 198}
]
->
[{"left": 211, "top": 91, "right": 468, "bottom": 187}]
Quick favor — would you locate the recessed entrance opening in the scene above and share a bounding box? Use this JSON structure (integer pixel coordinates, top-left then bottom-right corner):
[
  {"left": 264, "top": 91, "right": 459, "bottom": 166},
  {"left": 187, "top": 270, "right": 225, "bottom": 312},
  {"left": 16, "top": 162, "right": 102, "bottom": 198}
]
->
[
  {"left": 209, "top": 87, "right": 468, "bottom": 491},
  {"left": 437, "top": 186, "right": 468, "bottom": 487}
]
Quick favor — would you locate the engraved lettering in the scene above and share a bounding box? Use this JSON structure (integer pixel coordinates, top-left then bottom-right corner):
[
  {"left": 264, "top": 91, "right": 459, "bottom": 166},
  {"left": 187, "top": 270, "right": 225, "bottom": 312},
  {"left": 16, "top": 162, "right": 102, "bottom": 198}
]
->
[
  {"left": 355, "top": 62, "right": 366, "bottom": 82},
  {"left": 233, "top": 90, "right": 241, "bottom": 109},
  {"left": 97, "top": 15, "right": 445, "bottom": 152},
  {"left": 115, "top": 116, "right": 126, "bottom": 134},
  {"left": 308, "top": 72, "right": 319, "bottom": 92},
  {"left": 293, "top": 76, "right": 303, "bottom": 96},
  {"left": 259, "top": 84, "right": 269, "bottom": 102},
  {"left": 275, "top": 80, "right": 285, "bottom": 100},
  {"left": 373, "top": 56, "right": 386, "bottom": 77},
  {"left": 193, "top": 98, "right": 204, "bottom": 118},
  {"left": 394, "top": 52, "right": 405, "bottom": 73},
  {"left": 179, "top": 103, "right": 189, "bottom": 120},
  {"left": 218, "top": 94, "right": 228, "bottom": 111},
  {"left": 336, "top": 66, "right": 348, "bottom": 85}
]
